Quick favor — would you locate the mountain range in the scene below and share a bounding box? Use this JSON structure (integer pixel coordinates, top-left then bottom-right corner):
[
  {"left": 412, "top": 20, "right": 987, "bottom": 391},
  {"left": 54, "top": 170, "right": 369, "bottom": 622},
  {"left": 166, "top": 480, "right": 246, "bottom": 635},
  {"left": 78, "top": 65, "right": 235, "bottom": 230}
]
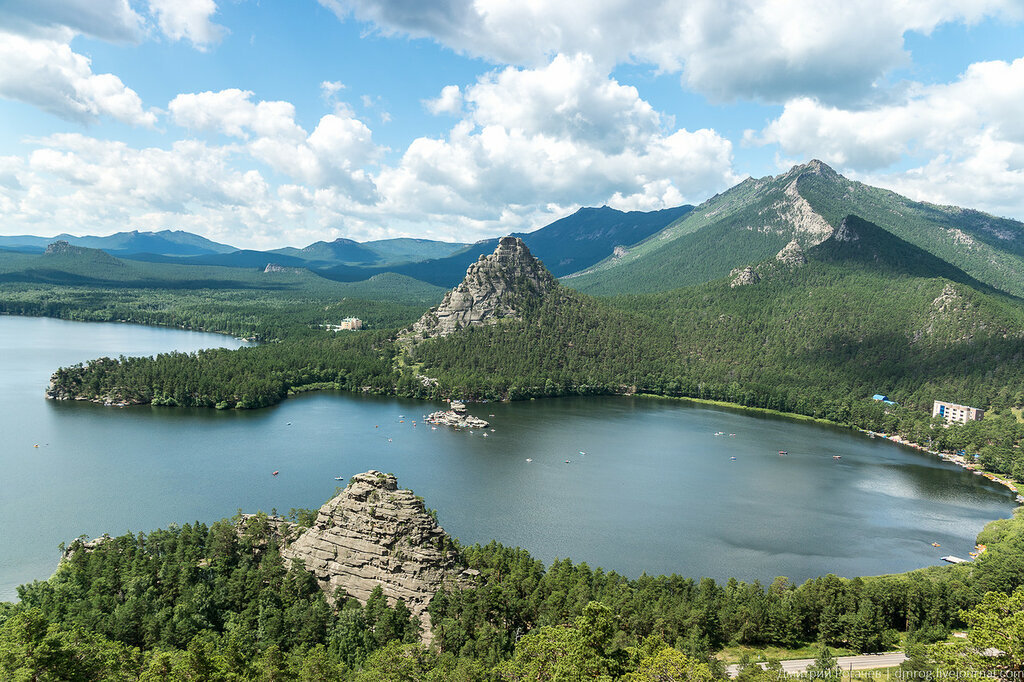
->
[
  {"left": 566, "top": 160, "right": 1024, "bottom": 298},
  {"left": 0, "top": 205, "right": 692, "bottom": 288}
]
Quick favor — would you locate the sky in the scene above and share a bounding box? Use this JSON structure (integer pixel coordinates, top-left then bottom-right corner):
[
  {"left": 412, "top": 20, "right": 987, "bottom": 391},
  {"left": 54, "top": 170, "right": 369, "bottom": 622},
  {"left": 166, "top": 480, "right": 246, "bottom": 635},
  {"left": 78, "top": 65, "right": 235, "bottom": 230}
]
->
[{"left": 1, "top": 1, "right": 1023, "bottom": 249}]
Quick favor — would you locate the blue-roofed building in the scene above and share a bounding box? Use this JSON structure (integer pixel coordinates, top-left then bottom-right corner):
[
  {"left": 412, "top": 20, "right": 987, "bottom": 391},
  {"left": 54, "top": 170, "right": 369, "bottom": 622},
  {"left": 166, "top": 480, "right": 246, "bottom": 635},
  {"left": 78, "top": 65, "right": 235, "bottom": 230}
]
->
[{"left": 872, "top": 394, "right": 897, "bottom": 405}]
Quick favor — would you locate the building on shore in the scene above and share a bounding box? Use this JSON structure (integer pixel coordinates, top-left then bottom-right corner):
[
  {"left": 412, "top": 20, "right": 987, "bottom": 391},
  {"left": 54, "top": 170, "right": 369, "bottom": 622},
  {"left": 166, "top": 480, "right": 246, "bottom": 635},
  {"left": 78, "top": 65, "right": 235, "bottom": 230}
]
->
[{"left": 932, "top": 400, "right": 984, "bottom": 424}]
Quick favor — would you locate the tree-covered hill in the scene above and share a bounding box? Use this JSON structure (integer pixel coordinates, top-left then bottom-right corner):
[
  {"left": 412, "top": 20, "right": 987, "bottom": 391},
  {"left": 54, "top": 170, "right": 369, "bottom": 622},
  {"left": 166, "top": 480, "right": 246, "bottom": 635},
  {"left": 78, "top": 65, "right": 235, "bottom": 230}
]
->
[
  {"left": 2, "top": 489, "right": 1023, "bottom": 679},
  {"left": 0, "top": 246, "right": 445, "bottom": 339},
  {"left": 567, "top": 161, "right": 1024, "bottom": 297}
]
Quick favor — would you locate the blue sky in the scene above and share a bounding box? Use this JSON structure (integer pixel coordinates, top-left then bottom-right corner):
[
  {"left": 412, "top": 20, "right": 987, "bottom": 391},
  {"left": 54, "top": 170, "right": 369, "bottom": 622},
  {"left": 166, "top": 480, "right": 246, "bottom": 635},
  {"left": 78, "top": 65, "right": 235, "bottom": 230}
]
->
[{"left": 1, "top": 1, "right": 1022, "bottom": 249}]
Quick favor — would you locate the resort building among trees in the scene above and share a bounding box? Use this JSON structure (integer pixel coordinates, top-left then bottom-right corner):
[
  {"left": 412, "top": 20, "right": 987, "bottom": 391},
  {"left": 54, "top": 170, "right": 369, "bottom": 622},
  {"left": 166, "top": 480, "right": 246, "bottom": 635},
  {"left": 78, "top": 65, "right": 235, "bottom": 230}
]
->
[{"left": 932, "top": 400, "right": 984, "bottom": 424}]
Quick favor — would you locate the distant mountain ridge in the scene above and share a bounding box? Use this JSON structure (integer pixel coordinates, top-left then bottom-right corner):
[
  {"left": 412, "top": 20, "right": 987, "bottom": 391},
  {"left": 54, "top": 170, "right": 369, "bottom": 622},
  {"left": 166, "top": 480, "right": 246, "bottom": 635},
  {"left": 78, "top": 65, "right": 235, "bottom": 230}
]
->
[
  {"left": 0, "top": 230, "right": 237, "bottom": 257},
  {"left": 0, "top": 205, "right": 691, "bottom": 287}
]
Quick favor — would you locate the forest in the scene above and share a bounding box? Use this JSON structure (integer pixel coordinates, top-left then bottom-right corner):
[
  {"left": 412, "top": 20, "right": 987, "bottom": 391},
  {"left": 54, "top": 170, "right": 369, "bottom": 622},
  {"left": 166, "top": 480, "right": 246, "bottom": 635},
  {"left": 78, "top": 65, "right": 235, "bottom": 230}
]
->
[{"left": 2, "top": 497, "right": 1022, "bottom": 680}]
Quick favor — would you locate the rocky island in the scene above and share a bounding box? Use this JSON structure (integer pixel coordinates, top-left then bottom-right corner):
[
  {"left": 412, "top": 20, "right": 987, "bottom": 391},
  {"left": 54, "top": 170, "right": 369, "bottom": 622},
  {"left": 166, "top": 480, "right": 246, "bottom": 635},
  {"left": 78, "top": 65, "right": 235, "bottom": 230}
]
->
[{"left": 423, "top": 400, "right": 490, "bottom": 428}]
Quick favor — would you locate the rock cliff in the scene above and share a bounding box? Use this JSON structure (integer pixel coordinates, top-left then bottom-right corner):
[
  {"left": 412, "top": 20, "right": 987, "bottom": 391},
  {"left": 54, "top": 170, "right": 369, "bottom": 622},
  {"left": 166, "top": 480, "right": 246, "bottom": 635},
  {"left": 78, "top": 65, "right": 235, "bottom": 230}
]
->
[
  {"left": 410, "top": 236, "right": 556, "bottom": 338},
  {"left": 280, "top": 471, "right": 467, "bottom": 643}
]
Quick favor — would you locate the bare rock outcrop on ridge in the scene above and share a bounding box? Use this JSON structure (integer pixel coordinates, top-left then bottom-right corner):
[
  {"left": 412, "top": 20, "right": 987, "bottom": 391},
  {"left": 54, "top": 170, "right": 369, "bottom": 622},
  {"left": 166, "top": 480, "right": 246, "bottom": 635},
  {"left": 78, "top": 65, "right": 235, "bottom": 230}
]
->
[{"left": 280, "top": 471, "right": 468, "bottom": 643}]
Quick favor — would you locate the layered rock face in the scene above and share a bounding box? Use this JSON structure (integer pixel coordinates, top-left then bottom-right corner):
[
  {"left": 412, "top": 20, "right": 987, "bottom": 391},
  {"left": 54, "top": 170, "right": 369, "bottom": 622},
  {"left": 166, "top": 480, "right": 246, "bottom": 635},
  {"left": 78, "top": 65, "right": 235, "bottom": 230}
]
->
[
  {"left": 280, "top": 471, "right": 466, "bottom": 642},
  {"left": 411, "top": 236, "right": 556, "bottom": 338}
]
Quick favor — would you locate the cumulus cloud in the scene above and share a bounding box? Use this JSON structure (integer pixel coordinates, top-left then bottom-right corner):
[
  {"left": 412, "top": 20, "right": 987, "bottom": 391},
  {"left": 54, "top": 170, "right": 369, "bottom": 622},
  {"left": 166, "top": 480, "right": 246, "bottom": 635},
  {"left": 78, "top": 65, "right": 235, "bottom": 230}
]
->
[
  {"left": 319, "top": 0, "right": 1022, "bottom": 103},
  {"left": 425, "top": 84, "right": 463, "bottom": 115},
  {"left": 377, "top": 54, "right": 738, "bottom": 222},
  {"left": 0, "top": 53, "right": 744, "bottom": 247},
  {"left": 169, "top": 89, "right": 307, "bottom": 140},
  {"left": 147, "top": 0, "right": 226, "bottom": 49},
  {"left": 170, "top": 88, "right": 380, "bottom": 200},
  {"left": 750, "top": 57, "right": 1024, "bottom": 218},
  {"left": 0, "top": 0, "right": 144, "bottom": 42},
  {"left": 0, "top": 30, "right": 157, "bottom": 126}
]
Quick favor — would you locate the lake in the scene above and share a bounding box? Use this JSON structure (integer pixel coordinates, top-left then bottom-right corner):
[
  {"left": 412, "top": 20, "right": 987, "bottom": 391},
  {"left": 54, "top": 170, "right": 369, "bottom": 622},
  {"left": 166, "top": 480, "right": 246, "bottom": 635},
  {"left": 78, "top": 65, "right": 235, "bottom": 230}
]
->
[{"left": 0, "top": 315, "right": 1015, "bottom": 601}]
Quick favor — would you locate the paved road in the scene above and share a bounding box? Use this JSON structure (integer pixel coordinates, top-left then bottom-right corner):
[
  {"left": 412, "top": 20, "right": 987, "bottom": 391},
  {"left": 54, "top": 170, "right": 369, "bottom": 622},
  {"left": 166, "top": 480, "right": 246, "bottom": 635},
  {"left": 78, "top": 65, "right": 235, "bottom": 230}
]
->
[{"left": 726, "top": 652, "right": 908, "bottom": 676}]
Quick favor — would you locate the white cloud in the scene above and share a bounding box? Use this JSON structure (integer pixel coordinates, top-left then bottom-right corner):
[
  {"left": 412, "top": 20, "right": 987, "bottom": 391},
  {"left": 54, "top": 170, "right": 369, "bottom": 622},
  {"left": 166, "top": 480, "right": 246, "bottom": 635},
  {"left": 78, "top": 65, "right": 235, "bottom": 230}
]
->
[
  {"left": 320, "top": 0, "right": 1023, "bottom": 103},
  {"left": 170, "top": 88, "right": 381, "bottom": 200},
  {"left": 320, "top": 80, "right": 346, "bottom": 101},
  {"left": 425, "top": 84, "right": 462, "bottom": 115},
  {"left": 0, "top": 0, "right": 144, "bottom": 42},
  {"left": 0, "top": 29, "right": 157, "bottom": 126},
  {"left": 0, "top": 54, "right": 741, "bottom": 247},
  {"left": 751, "top": 57, "right": 1024, "bottom": 219},
  {"left": 147, "top": 0, "right": 226, "bottom": 49},
  {"left": 376, "top": 54, "right": 738, "bottom": 223},
  {"left": 169, "top": 89, "right": 307, "bottom": 140}
]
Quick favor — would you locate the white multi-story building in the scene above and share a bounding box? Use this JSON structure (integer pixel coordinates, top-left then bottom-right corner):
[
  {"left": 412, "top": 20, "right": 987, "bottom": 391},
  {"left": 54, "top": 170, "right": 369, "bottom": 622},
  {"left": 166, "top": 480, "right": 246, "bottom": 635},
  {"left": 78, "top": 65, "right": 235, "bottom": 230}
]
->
[{"left": 932, "top": 400, "right": 984, "bottom": 424}]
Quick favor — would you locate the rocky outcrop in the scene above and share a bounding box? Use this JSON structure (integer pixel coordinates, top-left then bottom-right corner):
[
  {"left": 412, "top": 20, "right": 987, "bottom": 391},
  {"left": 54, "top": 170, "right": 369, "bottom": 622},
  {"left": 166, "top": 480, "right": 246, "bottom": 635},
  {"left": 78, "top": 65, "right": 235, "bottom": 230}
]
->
[
  {"left": 44, "top": 240, "right": 78, "bottom": 255},
  {"left": 775, "top": 239, "right": 807, "bottom": 266},
  {"left": 832, "top": 217, "right": 860, "bottom": 243},
  {"left": 425, "top": 401, "right": 490, "bottom": 428},
  {"left": 280, "top": 471, "right": 468, "bottom": 643},
  {"left": 729, "top": 266, "right": 760, "bottom": 287},
  {"left": 410, "top": 236, "right": 556, "bottom": 338}
]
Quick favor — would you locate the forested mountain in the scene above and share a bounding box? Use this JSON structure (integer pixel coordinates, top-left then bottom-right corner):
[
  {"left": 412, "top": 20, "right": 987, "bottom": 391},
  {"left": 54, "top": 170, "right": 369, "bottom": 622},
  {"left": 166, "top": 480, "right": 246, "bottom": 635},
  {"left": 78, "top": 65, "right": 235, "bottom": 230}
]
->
[
  {"left": 270, "top": 237, "right": 387, "bottom": 264},
  {"left": 0, "top": 229, "right": 236, "bottom": 256},
  {"left": 567, "top": 161, "right": 1024, "bottom": 296},
  {"left": 2, "top": 205, "right": 688, "bottom": 285},
  {"left": 0, "top": 245, "right": 445, "bottom": 340},
  {"left": 361, "top": 237, "right": 472, "bottom": 264}
]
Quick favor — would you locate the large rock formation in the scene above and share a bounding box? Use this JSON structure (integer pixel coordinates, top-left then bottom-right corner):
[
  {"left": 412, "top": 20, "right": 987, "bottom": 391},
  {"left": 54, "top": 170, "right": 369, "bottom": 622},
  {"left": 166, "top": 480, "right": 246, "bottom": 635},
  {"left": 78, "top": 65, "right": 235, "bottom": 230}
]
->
[
  {"left": 729, "top": 265, "right": 760, "bottom": 287},
  {"left": 411, "top": 236, "right": 556, "bottom": 338},
  {"left": 280, "top": 471, "right": 468, "bottom": 642}
]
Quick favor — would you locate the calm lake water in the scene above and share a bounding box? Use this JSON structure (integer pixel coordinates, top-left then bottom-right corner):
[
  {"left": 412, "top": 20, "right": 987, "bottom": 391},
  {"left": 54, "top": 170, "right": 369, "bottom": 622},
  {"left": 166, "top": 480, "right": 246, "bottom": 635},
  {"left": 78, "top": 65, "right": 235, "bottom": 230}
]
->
[{"left": 0, "top": 316, "right": 1016, "bottom": 601}]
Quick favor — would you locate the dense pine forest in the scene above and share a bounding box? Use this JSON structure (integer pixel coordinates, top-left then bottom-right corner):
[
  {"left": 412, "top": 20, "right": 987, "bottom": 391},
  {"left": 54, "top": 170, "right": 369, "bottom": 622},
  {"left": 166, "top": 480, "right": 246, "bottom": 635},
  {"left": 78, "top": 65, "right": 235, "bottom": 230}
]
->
[{"left": 2, "top": 497, "right": 1022, "bottom": 679}]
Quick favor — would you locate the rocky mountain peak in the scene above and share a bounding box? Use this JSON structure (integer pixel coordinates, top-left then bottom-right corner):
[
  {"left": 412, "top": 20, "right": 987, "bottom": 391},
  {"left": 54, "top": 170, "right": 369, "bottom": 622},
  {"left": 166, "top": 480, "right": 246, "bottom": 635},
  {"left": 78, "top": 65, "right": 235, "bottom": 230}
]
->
[
  {"left": 280, "top": 470, "right": 468, "bottom": 644},
  {"left": 411, "top": 236, "right": 556, "bottom": 338}
]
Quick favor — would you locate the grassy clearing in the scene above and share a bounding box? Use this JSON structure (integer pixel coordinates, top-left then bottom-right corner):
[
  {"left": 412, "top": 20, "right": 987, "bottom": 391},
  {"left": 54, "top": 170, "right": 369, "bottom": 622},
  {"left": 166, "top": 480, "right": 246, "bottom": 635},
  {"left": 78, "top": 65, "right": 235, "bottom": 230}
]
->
[
  {"left": 716, "top": 643, "right": 855, "bottom": 664},
  {"left": 637, "top": 393, "right": 842, "bottom": 427}
]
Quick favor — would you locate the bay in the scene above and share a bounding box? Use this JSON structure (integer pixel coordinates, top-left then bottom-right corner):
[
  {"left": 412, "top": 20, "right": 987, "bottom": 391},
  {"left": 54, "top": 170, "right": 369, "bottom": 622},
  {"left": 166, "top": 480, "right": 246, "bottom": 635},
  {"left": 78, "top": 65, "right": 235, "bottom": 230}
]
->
[{"left": 0, "top": 316, "right": 1014, "bottom": 601}]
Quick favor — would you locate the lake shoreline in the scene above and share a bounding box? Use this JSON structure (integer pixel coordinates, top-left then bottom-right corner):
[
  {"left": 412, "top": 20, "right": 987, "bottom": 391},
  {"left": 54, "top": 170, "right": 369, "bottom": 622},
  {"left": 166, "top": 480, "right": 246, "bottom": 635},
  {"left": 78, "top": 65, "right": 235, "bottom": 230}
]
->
[{"left": 639, "top": 392, "right": 1023, "bottom": 504}]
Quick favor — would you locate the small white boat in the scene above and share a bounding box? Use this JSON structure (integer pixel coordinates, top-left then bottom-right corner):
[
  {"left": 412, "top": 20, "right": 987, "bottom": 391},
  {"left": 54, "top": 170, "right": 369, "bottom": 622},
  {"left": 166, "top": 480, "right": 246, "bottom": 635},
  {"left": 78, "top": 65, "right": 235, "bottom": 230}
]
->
[{"left": 525, "top": 458, "right": 532, "bottom": 462}]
